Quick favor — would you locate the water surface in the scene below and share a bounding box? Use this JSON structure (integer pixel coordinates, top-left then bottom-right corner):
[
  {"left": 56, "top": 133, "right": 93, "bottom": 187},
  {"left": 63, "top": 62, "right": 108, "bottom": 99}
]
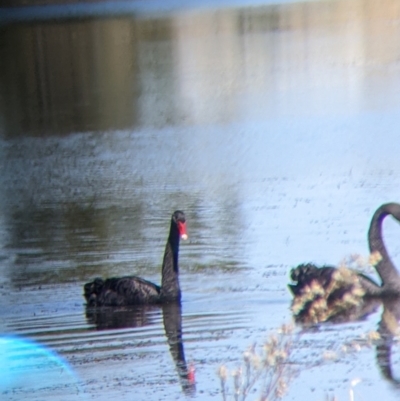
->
[{"left": 1, "top": 0, "right": 400, "bottom": 400}]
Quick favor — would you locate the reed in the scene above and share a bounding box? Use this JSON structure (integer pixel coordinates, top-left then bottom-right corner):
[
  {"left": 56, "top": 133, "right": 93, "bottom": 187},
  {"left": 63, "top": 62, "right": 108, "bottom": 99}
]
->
[{"left": 218, "top": 323, "right": 295, "bottom": 401}]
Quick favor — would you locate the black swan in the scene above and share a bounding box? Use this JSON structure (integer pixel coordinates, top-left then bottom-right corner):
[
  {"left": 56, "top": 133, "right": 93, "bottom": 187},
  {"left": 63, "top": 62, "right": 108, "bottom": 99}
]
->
[
  {"left": 289, "top": 203, "right": 400, "bottom": 323},
  {"left": 84, "top": 210, "right": 188, "bottom": 306}
]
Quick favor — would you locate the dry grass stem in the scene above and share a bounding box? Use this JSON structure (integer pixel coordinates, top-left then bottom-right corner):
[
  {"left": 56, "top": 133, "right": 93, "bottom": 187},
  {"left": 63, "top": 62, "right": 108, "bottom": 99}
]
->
[{"left": 218, "top": 323, "right": 295, "bottom": 401}]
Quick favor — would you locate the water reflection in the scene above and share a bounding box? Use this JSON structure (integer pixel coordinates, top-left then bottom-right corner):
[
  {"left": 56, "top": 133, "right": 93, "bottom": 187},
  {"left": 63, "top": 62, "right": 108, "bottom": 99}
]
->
[
  {"left": 86, "top": 303, "right": 196, "bottom": 396},
  {"left": 292, "top": 295, "right": 400, "bottom": 394},
  {"left": 1, "top": 0, "right": 400, "bottom": 399},
  {"left": 290, "top": 296, "right": 400, "bottom": 390},
  {"left": 2, "top": 0, "right": 400, "bottom": 137},
  {"left": 376, "top": 297, "right": 400, "bottom": 389},
  {"left": 162, "top": 303, "right": 196, "bottom": 396},
  {"left": 292, "top": 295, "right": 381, "bottom": 325},
  {"left": 85, "top": 305, "right": 159, "bottom": 329},
  {"left": 4, "top": 203, "right": 149, "bottom": 286},
  {"left": 0, "top": 19, "right": 138, "bottom": 135}
]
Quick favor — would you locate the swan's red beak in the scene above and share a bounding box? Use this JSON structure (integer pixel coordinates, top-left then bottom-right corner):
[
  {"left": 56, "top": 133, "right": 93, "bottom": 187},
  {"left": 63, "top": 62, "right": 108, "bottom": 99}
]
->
[
  {"left": 188, "top": 362, "right": 196, "bottom": 384},
  {"left": 177, "top": 221, "right": 188, "bottom": 240}
]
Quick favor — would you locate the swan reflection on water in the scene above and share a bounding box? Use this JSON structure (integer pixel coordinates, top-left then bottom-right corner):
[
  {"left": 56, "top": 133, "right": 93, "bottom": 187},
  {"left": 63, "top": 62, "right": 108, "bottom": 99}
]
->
[
  {"left": 291, "top": 296, "right": 400, "bottom": 392},
  {"left": 376, "top": 296, "right": 400, "bottom": 389},
  {"left": 85, "top": 302, "right": 196, "bottom": 397}
]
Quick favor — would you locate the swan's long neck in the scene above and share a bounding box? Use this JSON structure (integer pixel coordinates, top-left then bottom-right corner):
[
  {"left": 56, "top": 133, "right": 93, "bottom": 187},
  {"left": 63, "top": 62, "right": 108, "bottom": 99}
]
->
[
  {"left": 162, "top": 303, "right": 195, "bottom": 395},
  {"left": 160, "top": 222, "right": 181, "bottom": 302},
  {"left": 368, "top": 204, "right": 400, "bottom": 288}
]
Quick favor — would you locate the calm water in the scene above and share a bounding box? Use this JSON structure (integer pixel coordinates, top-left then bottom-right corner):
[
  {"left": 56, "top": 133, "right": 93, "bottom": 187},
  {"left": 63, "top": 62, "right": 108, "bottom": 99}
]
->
[{"left": 1, "top": 0, "right": 400, "bottom": 400}]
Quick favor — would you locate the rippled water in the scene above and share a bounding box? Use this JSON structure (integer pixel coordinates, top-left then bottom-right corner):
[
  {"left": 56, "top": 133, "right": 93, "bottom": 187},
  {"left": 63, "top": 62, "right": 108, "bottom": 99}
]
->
[{"left": 1, "top": 0, "right": 400, "bottom": 400}]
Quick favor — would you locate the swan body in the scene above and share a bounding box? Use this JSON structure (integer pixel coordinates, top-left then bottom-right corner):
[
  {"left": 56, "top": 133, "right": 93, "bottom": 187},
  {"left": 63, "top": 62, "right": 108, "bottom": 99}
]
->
[
  {"left": 289, "top": 263, "right": 381, "bottom": 297},
  {"left": 289, "top": 203, "right": 400, "bottom": 323},
  {"left": 84, "top": 210, "right": 187, "bottom": 306}
]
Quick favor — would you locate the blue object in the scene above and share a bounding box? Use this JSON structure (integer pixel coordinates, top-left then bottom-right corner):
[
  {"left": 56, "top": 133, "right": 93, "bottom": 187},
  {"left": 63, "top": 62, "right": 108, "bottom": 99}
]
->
[{"left": 0, "top": 336, "right": 83, "bottom": 398}]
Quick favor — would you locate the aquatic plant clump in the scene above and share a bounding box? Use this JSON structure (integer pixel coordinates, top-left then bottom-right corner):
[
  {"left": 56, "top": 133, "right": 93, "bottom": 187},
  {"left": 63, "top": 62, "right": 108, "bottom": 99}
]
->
[
  {"left": 291, "top": 267, "right": 366, "bottom": 324},
  {"left": 291, "top": 253, "right": 382, "bottom": 324},
  {"left": 218, "top": 323, "right": 295, "bottom": 401}
]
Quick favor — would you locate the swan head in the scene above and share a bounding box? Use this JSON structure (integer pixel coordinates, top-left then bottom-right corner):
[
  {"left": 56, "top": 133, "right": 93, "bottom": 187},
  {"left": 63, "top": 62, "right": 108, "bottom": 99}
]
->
[
  {"left": 172, "top": 210, "right": 188, "bottom": 240},
  {"left": 385, "top": 203, "right": 400, "bottom": 222}
]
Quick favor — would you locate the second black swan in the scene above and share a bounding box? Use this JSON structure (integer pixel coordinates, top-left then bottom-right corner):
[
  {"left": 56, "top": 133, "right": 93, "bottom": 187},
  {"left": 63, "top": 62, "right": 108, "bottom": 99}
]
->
[
  {"left": 84, "top": 210, "right": 188, "bottom": 306},
  {"left": 289, "top": 203, "right": 400, "bottom": 321}
]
